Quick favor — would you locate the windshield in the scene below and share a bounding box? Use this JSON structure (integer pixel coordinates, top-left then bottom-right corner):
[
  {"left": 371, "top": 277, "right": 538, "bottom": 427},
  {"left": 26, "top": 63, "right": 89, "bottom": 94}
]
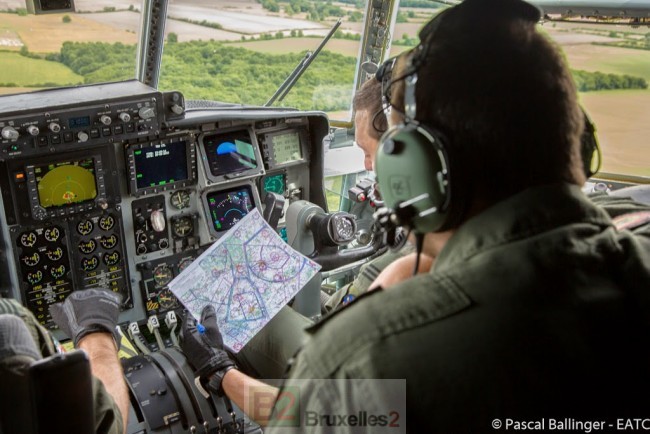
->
[
  {"left": 0, "top": 1, "right": 139, "bottom": 94},
  {"left": 157, "top": 0, "right": 365, "bottom": 120}
]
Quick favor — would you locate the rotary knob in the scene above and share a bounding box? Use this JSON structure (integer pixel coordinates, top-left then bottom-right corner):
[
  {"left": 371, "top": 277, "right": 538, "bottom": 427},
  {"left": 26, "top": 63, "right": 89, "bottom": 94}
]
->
[
  {"left": 150, "top": 209, "right": 166, "bottom": 232},
  {"left": 138, "top": 107, "right": 155, "bottom": 120},
  {"left": 1, "top": 126, "right": 19, "bottom": 140},
  {"left": 49, "top": 123, "right": 61, "bottom": 133},
  {"left": 100, "top": 115, "right": 112, "bottom": 125},
  {"left": 119, "top": 112, "right": 131, "bottom": 122},
  {"left": 77, "top": 131, "right": 89, "bottom": 142},
  {"left": 27, "top": 125, "right": 40, "bottom": 136}
]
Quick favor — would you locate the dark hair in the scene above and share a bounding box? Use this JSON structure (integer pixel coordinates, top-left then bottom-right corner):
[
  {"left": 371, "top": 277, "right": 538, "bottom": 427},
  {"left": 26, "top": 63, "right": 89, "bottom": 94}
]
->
[
  {"left": 390, "top": 0, "right": 585, "bottom": 224},
  {"left": 353, "top": 78, "right": 388, "bottom": 140}
]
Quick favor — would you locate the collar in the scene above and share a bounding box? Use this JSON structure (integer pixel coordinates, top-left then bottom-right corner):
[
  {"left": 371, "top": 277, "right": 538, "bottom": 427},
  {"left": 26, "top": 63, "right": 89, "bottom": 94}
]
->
[{"left": 434, "top": 183, "right": 613, "bottom": 272}]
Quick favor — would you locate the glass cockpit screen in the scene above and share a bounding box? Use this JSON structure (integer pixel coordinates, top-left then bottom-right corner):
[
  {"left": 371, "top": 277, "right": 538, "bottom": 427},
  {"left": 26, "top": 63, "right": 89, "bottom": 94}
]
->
[
  {"left": 134, "top": 140, "right": 189, "bottom": 190},
  {"left": 271, "top": 131, "right": 302, "bottom": 165},
  {"left": 206, "top": 186, "right": 255, "bottom": 232},
  {"left": 203, "top": 130, "right": 257, "bottom": 177},
  {"left": 34, "top": 158, "right": 97, "bottom": 208}
]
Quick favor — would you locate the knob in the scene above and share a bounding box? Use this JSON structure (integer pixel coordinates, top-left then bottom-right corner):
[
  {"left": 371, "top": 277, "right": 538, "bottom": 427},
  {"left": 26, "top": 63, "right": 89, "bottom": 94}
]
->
[
  {"left": 170, "top": 104, "right": 184, "bottom": 115},
  {"left": 138, "top": 107, "right": 155, "bottom": 120},
  {"left": 100, "top": 115, "right": 112, "bottom": 126},
  {"left": 1, "top": 126, "right": 19, "bottom": 140},
  {"left": 118, "top": 112, "right": 131, "bottom": 122},
  {"left": 77, "top": 131, "right": 89, "bottom": 142},
  {"left": 27, "top": 125, "right": 40, "bottom": 136},
  {"left": 150, "top": 210, "right": 166, "bottom": 232},
  {"left": 49, "top": 123, "right": 61, "bottom": 133}
]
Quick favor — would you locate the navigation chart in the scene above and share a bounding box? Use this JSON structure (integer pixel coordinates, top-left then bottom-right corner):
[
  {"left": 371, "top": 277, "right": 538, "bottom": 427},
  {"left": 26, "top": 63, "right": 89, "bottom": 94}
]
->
[{"left": 168, "top": 208, "right": 320, "bottom": 352}]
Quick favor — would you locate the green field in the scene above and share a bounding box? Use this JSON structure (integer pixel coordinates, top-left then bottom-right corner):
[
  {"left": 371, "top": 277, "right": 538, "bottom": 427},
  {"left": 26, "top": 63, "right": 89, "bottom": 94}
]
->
[
  {"left": 563, "top": 44, "right": 650, "bottom": 82},
  {"left": 0, "top": 52, "right": 82, "bottom": 86},
  {"left": 229, "top": 38, "right": 360, "bottom": 56}
]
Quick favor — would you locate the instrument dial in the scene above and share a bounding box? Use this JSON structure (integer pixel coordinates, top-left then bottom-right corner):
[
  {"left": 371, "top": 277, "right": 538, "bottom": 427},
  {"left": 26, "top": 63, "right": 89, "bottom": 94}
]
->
[
  {"left": 99, "top": 215, "right": 115, "bottom": 231},
  {"left": 103, "top": 251, "right": 120, "bottom": 266},
  {"left": 22, "top": 252, "right": 40, "bottom": 267},
  {"left": 77, "top": 220, "right": 94, "bottom": 236},
  {"left": 153, "top": 264, "right": 173, "bottom": 287},
  {"left": 157, "top": 288, "right": 178, "bottom": 310},
  {"left": 81, "top": 256, "right": 99, "bottom": 271},
  {"left": 20, "top": 232, "right": 38, "bottom": 248},
  {"left": 46, "top": 247, "right": 64, "bottom": 261},
  {"left": 178, "top": 257, "right": 194, "bottom": 273},
  {"left": 100, "top": 235, "right": 118, "bottom": 249},
  {"left": 170, "top": 190, "right": 191, "bottom": 210},
  {"left": 172, "top": 216, "right": 194, "bottom": 238},
  {"left": 50, "top": 264, "right": 66, "bottom": 279},
  {"left": 78, "top": 239, "right": 97, "bottom": 254},
  {"left": 44, "top": 227, "right": 61, "bottom": 242}
]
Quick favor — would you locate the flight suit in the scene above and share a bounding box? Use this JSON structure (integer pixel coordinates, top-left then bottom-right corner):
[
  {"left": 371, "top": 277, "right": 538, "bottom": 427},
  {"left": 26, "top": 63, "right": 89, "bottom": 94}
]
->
[
  {"left": 0, "top": 298, "right": 123, "bottom": 434},
  {"left": 268, "top": 184, "right": 650, "bottom": 433}
]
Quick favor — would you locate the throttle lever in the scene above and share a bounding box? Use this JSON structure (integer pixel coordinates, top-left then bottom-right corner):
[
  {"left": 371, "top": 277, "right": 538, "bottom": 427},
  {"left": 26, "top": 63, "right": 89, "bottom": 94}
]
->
[{"left": 263, "top": 192, "right": 285, "bottom": 231}]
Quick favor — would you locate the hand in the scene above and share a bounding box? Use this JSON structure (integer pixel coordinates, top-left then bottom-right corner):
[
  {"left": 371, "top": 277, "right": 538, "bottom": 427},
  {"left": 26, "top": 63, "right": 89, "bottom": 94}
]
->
[
  {"left": 180, "top": 305, "right": 236, "bottom": 394},
  {"left": 49, "top": 288, "right": 122, "bottom": 348}
]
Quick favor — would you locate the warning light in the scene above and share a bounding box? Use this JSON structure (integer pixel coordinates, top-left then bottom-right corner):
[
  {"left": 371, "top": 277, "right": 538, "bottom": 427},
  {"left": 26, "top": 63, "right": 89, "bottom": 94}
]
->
[{"left": 14, "top": 172, "right": 25, "bottom": 182}]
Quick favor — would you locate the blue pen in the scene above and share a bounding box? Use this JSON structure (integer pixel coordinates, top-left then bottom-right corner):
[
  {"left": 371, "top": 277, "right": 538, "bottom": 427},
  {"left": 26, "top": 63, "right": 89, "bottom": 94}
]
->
[{"left": 197, "top": 323, "right": 206, "bottom": 334}]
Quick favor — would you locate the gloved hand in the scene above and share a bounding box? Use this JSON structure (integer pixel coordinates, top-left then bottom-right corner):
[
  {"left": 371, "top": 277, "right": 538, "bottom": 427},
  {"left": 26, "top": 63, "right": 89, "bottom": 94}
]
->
[
  {"left": 180, "top": 305, "right": 236, "bottom": 395},
  {"left": 49, "top": 289, "right": 122, "bottom": 348}
]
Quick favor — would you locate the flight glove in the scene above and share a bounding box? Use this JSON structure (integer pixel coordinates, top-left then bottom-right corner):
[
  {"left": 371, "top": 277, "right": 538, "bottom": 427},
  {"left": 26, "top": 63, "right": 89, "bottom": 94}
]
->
[
  {"left": 49, "top": 288, "right": 122, "bottom": 348},
  {"left": 180, "top": 305, "right": 236, "bottom": 395}
]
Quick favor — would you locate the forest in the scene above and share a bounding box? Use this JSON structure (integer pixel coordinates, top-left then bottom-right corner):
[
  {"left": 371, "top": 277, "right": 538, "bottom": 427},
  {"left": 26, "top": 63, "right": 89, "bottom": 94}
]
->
[{"left": 9, "top": 39, "right": 649, "bottom": 112}]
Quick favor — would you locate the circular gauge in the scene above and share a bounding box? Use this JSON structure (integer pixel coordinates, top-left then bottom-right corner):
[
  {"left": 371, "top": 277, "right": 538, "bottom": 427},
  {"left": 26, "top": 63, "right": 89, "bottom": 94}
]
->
[
  {"left": 170, "top": 190, "right": 191, "bottom": 210},
  {"left": 21, "top": 252, "right": 40, "bottom": 267},
  {"left": 178, "top": 257, "right": 194, "bottom": 273},
  {"left": 77, "top": 220, "right": 94, "bottom": 236},
  {"left": 46, "top": 247, "right": 64, "bottom": 261},
  {"left": 103, "top": 251, "right": 120, "bottom": 266},
  {"left": 99, "top": 215, "right": 115, "bottom": 231},
  {"left": 330, "top": 213, "right": 357, "bottom": 244},
  {"left": 78, "top": 239, "right": 97, "bottom": 254},
  {"left": 153, "top": 264, "right": 173, "bottom": 287},
  {"left": 210, "top": 190, "right": 254, "bottom": 232},
  {"left": 81, "top": 256, "right": 99, "bottom": 271},
  {"left": 172, "top": 216, "right": 194, "bottom": 238},
  {"left": 50, "top": 264, "right": 66, "bottom": 279},
  {"left": 44, "top": 227, "right": 61, "bottom": 242},
  {"left": 27, "top": 270, "right": 43, "bottom": 285},
  {"left": 157, "top": 288, "right": 178, "bottom": 310},
  {"left": 20, "top": 232, "right": 38, "bottom": 248},
  {"left": 100, "top": 235, "right": 118, "bottom": 249}
]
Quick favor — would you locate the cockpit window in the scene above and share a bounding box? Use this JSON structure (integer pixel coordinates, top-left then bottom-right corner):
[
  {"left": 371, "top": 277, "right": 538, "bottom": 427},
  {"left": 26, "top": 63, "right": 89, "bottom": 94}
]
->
[
  {"left": 157, "top": 0, "right": 365, "bottom": 121},
  {"left": 0, "top": 1, "right": 139, "bottom": 97}
]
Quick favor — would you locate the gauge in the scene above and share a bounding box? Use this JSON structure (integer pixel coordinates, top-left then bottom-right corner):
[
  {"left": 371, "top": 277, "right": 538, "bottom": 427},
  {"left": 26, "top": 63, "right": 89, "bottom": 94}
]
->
[
  {"left": 21, "top": 252, "right": 40, "bottom": 267},
  {"left": 46, "top": 247, "right": 64, "bottom": 261},
  {"left": 157, "top": 288, "right": 178, "bottom": 310},
  {"left": 153, "top": 264, "right": 173, "bottom": 287},
  {"left": 178, "top": 257, "right": 194, "bottom": 273},
  {"left": 330, "top": 213, "right": 356, "bottom": 244},
  {"left": 99, "top": 215, "right": 115, "bottom": 231},
  {"left": 50, "top": 264, "right": 66, "bottom": 279},
  {"left": 103, "top": 251, "right": 120, "bottom": 266},
  {"left": 20, "top": 232, "right": 38, "bottom": 248},
  {"left": 27, "top": 270, "right": 43, "bottom": 285},
  {"left": 81, "top": 256, "right": 99, "bottom": 271},
  {"left": 100, "top": 235, "right": 118, "bottom": 249},
  {"left": 78, "top": 239, "right": 97, "bottom": 254},
  {"left": 170, "top": 190, "right": 191, "bottom": 210},
  {"left": 172, "top": 216, "right": 194, "bottom": 238},
  {"left": 77, "top": 220, "right": 94, "bottom": 236},
  {"left": 263, "top": 174, "right": 286, "bottom": 195},
  {"left": 209, "top": 190, "right": 254, "bottom": 232},
  {"left": 44, "top": 227, "right": 61, "bottom": 242}
]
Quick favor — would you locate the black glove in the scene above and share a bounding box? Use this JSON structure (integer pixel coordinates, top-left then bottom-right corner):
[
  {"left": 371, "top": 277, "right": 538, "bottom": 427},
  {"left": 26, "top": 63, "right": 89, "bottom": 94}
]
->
[
  {"left": 49, "top": 289, "right": 122, "bottom": 348},
  {"left": 180, "top": 305, "right": 236, "bottom": 395}
]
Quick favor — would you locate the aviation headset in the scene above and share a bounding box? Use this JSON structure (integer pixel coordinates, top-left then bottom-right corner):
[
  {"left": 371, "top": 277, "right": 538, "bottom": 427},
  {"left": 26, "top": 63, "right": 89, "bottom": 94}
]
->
[{"left": 373, "top": 0, "right": 600, "bottom": 235}]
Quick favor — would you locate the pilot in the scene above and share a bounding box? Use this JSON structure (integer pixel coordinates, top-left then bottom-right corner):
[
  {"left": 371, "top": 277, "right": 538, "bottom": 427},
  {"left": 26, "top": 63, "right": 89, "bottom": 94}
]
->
[
  {"left": 181, "top": 0, "right": 650, "bottom": 431},
  {"left": 0, "top": 290, "right": 128, "bottom": 434}
]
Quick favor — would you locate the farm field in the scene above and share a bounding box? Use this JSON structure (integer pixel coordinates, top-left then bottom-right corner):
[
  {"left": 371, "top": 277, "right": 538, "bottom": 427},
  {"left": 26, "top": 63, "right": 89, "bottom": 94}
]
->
[
  {"left": 0, "top": 52, "right": 82, "bottom": 86},
  {"left": 230, "top": 37, "right": 360, "bottom": 56}
]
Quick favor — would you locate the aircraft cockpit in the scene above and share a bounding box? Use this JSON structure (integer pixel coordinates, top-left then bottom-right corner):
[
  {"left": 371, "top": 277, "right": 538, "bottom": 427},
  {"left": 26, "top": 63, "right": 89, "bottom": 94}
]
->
[{"left": 0, "top": 0, "right": 649, "bottom": 432}]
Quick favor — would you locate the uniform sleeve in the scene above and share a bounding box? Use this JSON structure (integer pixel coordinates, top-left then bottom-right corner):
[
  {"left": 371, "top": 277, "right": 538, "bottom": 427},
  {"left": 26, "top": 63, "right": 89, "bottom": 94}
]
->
[{"left": 92, "top": 375, "right": 124, "bottom": 434}]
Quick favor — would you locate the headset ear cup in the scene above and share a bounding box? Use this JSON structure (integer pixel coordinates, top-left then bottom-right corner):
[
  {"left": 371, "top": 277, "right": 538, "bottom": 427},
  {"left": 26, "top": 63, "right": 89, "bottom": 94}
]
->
[{"left": 375, "top": 124, "right": 451, "bottom": 233}]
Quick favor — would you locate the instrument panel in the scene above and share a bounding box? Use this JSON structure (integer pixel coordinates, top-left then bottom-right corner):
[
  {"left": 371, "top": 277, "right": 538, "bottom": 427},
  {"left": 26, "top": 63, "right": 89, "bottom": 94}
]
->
[{"left": 0, "top": 80, "right": 329, "bottom": 331}]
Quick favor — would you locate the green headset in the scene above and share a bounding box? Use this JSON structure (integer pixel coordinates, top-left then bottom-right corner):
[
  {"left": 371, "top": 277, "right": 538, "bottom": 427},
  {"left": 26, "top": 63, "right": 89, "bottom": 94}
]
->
[{"left": 373, "top": 0, "right": 601, "bottom": 235}]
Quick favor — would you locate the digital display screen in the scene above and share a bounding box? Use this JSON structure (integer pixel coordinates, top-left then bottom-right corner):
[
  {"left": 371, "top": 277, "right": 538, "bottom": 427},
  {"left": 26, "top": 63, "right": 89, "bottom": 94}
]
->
[
  {"left": 271, "top": 131, "right": 302, "bottom": 164},
  {"left": 262, "top": 173, "right": 286, "bottom": 195},
  {"left": 206, "top": 186, "right": 255, "bottom": 232},
  {"left": 34, "top": 158, "right": 97, "bottom": 208},
  {"left": 133, "top": 140, "right": 189, "bottom": 190},
  {"left": 68, "top": 116, "right": 91, "bottom": 129},
  {"left": 203, "top": 130, "right": 257, "bottom": 177}
]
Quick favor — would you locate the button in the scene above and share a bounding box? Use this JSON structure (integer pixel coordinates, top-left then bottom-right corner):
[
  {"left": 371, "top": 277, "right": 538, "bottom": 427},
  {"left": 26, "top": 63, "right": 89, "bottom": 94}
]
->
[
  {"left": 90, "top": 128, "right": 100, "bottom": 139},
  {"left": 126, "top": 123, "right": 135, "bottom": 133},
  {"left": 51, "top": 134, "right": 61, "bottom": 144},
  {"left": 101, "top": 127, "right": 112, "bottom": 136},
  {"left": 37, "top": 136, "right": 48, "bottom": 147},
  {"left": 113, "top": 125, "right": 124, "bottom": 135},
  {"left": 63, "top": 132, "right": 74, "bottom": 142},
  {"left": 13, "top": 172, "right": 26, "bottom": 183}
]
